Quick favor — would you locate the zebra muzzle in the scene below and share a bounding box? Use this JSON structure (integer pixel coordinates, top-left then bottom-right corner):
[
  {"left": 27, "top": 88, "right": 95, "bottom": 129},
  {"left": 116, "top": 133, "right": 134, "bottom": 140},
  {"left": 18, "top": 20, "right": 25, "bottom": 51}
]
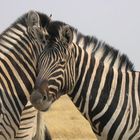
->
[{"left": 30, "top": 89, "right": 52, "bottom": 112}]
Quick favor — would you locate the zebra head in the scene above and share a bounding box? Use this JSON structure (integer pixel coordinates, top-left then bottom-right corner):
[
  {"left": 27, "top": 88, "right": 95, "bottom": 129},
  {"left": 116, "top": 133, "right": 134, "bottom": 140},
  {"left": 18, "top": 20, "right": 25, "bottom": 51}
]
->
[{"left": 30, "top": 22, "right": 77, "bottom": 111}]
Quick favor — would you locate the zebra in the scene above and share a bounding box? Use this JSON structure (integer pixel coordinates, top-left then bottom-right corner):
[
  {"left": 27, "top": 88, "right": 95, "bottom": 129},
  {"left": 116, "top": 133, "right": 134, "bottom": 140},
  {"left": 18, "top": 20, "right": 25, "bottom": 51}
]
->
[
  {"left": 30, "top": 21, "right": 140, "bottom": 140},
  {"left": 0, "top": 11, "right": 52, "bottom": 140}
]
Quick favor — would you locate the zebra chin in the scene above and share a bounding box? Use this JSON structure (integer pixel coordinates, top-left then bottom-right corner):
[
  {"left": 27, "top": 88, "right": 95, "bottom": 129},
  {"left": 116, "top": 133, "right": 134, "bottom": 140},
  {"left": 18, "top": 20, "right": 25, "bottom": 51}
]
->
[{"left": 30, "top": 90, "right": 53, "bottom": 112}]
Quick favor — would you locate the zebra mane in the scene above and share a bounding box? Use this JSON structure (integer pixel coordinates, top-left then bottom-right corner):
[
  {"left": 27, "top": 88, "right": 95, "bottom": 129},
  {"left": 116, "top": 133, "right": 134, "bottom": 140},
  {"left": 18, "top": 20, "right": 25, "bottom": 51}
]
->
[
  {"left": 71, "top": 26, "right": 134, "bottom": 71},
  {"left": 91, "top": 41, "right": 134, "bottom": 70},
  {"left": 47, "top": 20, "right": 134, "bottom": 71}
]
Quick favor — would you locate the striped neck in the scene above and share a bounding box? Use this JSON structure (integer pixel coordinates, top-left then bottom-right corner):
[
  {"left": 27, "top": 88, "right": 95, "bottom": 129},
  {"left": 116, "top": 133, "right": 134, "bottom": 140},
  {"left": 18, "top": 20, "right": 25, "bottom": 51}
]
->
[
  {"left": 0, "top": 23, "right": 44, "bottom": 105},
  {"left": 0, "top": 23, "right": 43, "bottom": 70},
  {"left": 68, "top": 41, "right": 136, "bottom": 136},
  {"left": 69, "top": 40, "right": 134, "bottom": 108}
]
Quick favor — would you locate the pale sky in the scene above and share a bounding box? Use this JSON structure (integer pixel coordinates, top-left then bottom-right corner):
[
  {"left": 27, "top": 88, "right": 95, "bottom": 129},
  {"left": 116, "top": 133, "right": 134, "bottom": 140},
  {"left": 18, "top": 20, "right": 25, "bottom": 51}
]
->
[{"left": 1, "top": 0, "right": 140, "bottom": 69}]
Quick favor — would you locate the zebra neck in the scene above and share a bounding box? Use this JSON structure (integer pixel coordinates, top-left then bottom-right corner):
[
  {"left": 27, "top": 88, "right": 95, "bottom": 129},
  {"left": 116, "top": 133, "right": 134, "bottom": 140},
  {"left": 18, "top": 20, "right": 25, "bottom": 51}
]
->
[
  {"left": 0, "top": 23, "right": 44, "bottom": 104},
  {"left": 68, "top": 45, "right": 138, "bottom": 119},
  {"left": 68, "top": 46, "right": 93, "bottom": 109},
  {"left": 0, "top": 23, "right": 44, "bottom": 68}
]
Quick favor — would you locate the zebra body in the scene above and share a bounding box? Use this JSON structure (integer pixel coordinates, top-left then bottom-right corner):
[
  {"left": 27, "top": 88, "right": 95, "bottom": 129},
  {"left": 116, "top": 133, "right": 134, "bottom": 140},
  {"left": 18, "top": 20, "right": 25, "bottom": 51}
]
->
[
  {"left": 0, "top": 11, "right": 51, "bottom": 140},
  {"left": 30, "top": 21, "right": 140, "bottom": 140},
  {"left": 69, "top": 48, "right": 140, "bottom": 140}
]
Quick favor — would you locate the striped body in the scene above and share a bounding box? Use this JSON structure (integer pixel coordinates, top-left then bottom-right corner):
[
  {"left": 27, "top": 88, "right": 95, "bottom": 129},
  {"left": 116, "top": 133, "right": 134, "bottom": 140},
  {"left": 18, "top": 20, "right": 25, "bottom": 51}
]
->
[
  {"left": 0, "top": 11, "right": 51, "bottom": 140},
  {"left": 30, "top": 21, "right": 140, "bottom": 140},
  {"left": 69, "top": 45, "right": 140, "bottom": 139}
]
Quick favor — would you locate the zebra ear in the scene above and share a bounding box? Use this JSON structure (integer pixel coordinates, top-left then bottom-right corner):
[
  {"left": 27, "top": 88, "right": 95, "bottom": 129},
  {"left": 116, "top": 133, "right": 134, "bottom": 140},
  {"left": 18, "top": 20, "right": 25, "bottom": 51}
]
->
[
  {"left": 62, "top": 26, "right": 73, "bottom": 45},
  {"left": 26, "top": 11, "right": 40, "bottom": 27}
]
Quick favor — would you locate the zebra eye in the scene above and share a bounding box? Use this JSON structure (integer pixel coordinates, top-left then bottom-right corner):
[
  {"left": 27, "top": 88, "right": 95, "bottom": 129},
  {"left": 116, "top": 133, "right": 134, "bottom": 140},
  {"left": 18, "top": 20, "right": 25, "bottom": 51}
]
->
[
  {"left": 45, "top": 34, "right": 49, "bottom": 39},
  {"left": 60, "top": 60, "right": 66, "bottom": 65}
]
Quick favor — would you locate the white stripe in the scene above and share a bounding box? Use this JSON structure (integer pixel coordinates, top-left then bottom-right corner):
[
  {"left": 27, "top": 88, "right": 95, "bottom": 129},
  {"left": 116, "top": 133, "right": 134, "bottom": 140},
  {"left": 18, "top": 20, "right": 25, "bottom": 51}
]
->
[
  {"left": 78, "top": 38, "right": 84, "bottom": 47},
  {"left": 72, "top": 32, "right": 77, "bottom": 44}
]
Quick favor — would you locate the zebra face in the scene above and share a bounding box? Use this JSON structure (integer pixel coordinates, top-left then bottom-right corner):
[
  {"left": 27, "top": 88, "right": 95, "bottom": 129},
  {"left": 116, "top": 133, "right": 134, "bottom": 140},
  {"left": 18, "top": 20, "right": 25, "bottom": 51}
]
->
[{"left": 30, "top": 24, "right": 76, "bottom": 111}]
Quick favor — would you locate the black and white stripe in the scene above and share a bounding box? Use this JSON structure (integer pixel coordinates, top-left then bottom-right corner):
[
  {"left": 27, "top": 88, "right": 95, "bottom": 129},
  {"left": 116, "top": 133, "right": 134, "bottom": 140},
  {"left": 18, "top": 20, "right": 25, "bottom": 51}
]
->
[
  {"left": 32, "top": 21, "right": 140, "bottom": 140},
  {"left": 0, "top": 11, "right": 51, "bottom": 140}
]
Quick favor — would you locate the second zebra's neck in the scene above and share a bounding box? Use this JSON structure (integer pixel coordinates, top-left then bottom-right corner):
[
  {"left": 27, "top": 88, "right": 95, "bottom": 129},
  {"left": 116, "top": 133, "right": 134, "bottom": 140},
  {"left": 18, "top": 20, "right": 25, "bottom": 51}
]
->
[
  {"left": 68, "top": 46, "right": 95, "bottom": 113},
  {"left": 68, "top": 44, "right": 126, "bottom": 112},
  {"left": 68, "top": 45, "right": 140, "bottom": 137},
  {"left": 0, "top": 23, "right": 44, "bottom": 104}
]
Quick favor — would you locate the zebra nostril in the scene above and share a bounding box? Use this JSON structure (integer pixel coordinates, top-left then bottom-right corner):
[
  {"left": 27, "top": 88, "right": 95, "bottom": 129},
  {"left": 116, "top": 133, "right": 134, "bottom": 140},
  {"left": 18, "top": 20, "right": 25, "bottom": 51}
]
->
[
  {"left": 43, "top": 95, "right": 47, "bottom": 100},
  {"left": 42, "top": 40, "right": 46, "bottom": 44}
]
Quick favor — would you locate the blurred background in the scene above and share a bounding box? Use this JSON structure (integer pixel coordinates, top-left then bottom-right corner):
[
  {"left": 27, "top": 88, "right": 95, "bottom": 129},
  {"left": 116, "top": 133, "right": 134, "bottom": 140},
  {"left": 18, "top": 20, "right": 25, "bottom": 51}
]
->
[{"left": 1, "top": 1, "right": 140, "bottom": 139}]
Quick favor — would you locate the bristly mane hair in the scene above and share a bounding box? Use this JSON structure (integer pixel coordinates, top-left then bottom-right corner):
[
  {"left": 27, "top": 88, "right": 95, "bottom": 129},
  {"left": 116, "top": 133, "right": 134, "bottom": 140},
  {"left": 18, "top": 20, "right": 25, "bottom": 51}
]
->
[
  {"left": 69, "top": 24, "right": 134, "bottom": 71},
  {"left": 0, "top": 11, "right": 50, "bottom": 36},
  {"left": 48, "top": 20, "right": 134, "bottom": 71},
  {"left": 92, "top": 41, "right": 134, "bottom": 71},
  {"left": 76, "top": 32, "right": 134, "bottom": 71}
]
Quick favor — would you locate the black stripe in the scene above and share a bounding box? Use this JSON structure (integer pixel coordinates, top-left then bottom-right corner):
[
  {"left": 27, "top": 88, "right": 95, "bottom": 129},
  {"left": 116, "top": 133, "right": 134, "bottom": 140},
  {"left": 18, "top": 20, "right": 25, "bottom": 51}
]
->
[
  {"left": 130, "top": 72, "right": 136, "bottom": 129},
  {"left": 76, "top": 33, "right": 83, "bottom": 46},
  {"left": 19, "top": 126, "right": 32, "bottom": 130},
  {"left": 20, "top": 115, "right": 35, "bottom": 121},
  {"left": 23, "top": 105, "right": 33, "bottom": 110},
  {"left": 118, "top": 71, "right": 130, "bottom": 139},
  {"left": 138, "top": 74, "right": 140, "bottom": 102},
  {"left": 15, "top": 135, "right": 29, "bottom": 138}
]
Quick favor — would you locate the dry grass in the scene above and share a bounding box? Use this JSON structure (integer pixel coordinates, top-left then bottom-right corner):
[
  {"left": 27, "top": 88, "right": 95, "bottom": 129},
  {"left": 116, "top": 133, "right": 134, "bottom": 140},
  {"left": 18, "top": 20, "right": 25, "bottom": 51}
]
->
[{"left": 44, "top": 95, "right": 97, "bottom": 140}]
